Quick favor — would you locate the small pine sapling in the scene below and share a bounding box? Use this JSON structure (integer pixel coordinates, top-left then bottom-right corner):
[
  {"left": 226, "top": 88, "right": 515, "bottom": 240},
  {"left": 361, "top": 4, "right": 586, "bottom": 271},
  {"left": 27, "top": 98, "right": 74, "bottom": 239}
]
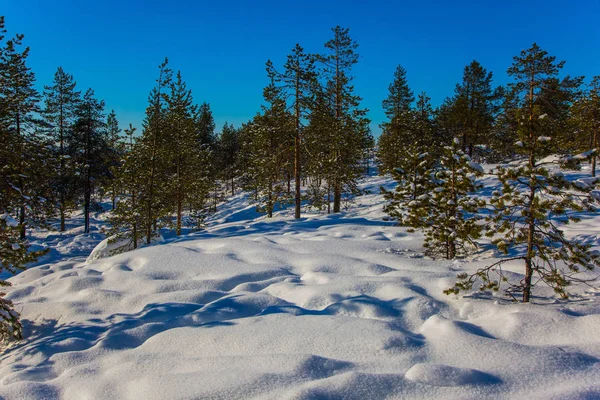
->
[
  {"left": 446, "top": 110, "right": 600, "bottom": 301},
  {"left": 420, "top": 138, "right": 485, "bottom": 259}
]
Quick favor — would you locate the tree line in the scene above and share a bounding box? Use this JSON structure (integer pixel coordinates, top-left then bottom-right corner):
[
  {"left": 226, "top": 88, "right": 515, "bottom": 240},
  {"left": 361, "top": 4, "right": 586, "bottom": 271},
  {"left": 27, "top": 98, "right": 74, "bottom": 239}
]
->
[
  {"left": 0, "top": 21, "right": 374, "bottom": 340},
  {"left": 2, "top": 14, "right": 600, "bottom": 340},
  {"left": 379, "top": 44, "right": 600, "bottom": 303}
]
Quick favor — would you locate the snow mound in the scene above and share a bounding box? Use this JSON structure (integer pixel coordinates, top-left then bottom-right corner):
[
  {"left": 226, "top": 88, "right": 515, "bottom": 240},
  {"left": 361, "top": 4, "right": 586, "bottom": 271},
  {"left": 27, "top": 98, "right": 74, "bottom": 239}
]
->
[
  {"left": 405, "top": 363, "right": 499, "bottom": 386},
  {"left": 86, "top": 234, "right": 164, "bottom": 263},
  {"left": 3, "top": 170, "right": 600, "bottom": 399}
]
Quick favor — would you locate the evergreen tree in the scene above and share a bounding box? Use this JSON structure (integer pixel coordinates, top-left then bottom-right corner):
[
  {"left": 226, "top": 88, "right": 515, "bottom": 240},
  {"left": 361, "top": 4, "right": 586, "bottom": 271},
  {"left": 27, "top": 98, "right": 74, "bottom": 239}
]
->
[
  {"left": 446, "top": 44, "right": 599, "bottom": 302},
  {"left": 418, "top": 138, "right": 485, "bottom": 259},
  {"left": 165, "top": 71, "right": 212, "bottom": 234},
  {"left": 139, "top": 58, "right": 172, "bottom": 244},
  {"left": 305, "top": 83, "right": 338, "bottom": 212},
  {"left": 246, "top": 82, "right": 295, "bottom": 217},
  {"left": 42, "top": 67, "right": 80, "bottom": 230},
  {"left": 319, "top": 26, "right": 370, "bottom": 213},
  {"left": 0, "top": 26, "right": 51, "bottom": 240},
  {"left": 571, "top": 76, "right": 600, "bottom": 176},
  {"left": 104, "top": 109, "right": 122, "bottom": 210},
  {"left": 218, "top": 122, "right": 240, "bottom": 196},
  {"left": 0, "top": 16, "right": 48, "bottom": 342},
  {"left": 196, "top": 102, "right": 217, "bottom": 147},
  {"left": 266, "top": 44, "right": 316, "bottom": 218},
  {"left": 71, "top": 88, "right": 107, "bottom": 233},
  {"left": 452, "top": 60, "right": 500, "bottom": 157},
  {"left": 109, "top": 124, "right": 144, "bottom": 251},
  {"left": 382, "top": 143, "right": 432, "bottom": 227},
  {"left": 379, "top": 65, "right": 414, "bottom": 173}
]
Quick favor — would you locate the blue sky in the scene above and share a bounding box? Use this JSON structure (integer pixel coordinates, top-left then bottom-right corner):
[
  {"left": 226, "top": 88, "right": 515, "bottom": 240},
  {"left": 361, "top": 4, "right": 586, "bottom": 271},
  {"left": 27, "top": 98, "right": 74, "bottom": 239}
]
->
[{"left": 4, "top": 0, "right": 599, "bottom": 136}]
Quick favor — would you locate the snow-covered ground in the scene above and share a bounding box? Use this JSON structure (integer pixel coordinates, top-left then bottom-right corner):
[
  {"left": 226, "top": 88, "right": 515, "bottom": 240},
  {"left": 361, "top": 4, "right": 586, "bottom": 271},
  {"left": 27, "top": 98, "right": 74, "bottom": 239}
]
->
[{"left": 2, "top": 170, "right": 600, "bottom": 399}]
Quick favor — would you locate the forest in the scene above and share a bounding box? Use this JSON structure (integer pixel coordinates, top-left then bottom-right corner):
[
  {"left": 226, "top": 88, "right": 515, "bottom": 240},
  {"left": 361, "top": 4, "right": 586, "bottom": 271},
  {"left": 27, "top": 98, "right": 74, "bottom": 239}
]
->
[{"left": 2, "top": 15, "right": 600, "bottom": 344}]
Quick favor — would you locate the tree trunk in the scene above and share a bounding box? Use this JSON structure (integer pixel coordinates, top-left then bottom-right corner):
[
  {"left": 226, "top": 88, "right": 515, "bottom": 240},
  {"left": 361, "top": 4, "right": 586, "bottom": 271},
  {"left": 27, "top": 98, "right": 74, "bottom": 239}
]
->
[
  {"left": 268, "top": 180, "right": 273, "bottom": 218},
  {"left": 333, "top": 180, "right": 341, "bottom": 213},
  {"left": 294, "top": 61, "right": 301, "bottom": 219}
]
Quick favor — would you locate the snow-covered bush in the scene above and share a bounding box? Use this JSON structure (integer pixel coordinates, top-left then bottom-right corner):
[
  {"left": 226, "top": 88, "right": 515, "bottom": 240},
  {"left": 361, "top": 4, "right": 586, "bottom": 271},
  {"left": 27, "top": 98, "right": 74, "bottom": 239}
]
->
[{"left": 0, "top": 214, "right": 45, "bottom": 341}]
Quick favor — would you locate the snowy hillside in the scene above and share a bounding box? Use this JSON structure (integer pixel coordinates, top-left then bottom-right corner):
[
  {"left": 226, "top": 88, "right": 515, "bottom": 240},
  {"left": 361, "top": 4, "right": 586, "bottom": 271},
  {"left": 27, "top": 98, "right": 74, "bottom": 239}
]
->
[{"left": 2, "top": 172, "right": 600, "bottom": 399}]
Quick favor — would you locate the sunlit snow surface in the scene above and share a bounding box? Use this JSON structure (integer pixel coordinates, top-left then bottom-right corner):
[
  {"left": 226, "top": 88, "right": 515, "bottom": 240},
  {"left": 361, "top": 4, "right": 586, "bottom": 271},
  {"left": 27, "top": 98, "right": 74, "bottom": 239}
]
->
[{"left": 2, "top": 169, "right": 600, "bottom": 399}]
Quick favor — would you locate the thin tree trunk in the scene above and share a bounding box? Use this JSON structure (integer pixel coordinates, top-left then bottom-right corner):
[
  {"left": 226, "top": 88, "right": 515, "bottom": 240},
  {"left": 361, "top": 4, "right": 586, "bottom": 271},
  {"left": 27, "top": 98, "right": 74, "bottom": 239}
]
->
[{"left": 294, "top": 60, "right": 301, "bottom": 219}]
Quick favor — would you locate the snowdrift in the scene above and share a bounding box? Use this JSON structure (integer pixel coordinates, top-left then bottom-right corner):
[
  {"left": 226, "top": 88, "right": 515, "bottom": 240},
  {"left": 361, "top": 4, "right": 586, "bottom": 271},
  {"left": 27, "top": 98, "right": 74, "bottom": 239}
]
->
[{"left": 2, "top": 173, "right": 600, "bottom": 399}]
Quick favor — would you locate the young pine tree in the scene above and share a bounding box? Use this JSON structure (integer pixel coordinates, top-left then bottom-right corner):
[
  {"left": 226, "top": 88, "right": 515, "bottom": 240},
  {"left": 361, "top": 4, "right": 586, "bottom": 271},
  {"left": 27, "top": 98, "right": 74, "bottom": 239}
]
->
[
  {"left": 419, "top": 138, "right": 485, "bottom": 259},
  {"left": 571, "top": 77, "right": 600, "bottom": 176},
  {"left": 446, "top": 44, "right": 599, "bottom": 302},
  {"left": 378, "top": 65, "right": 414, "bottom": 173}
]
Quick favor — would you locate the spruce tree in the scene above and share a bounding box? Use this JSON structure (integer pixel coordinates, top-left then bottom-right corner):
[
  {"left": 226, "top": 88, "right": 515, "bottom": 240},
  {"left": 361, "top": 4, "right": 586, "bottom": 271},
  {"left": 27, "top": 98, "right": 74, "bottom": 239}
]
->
[{"left": 446, "top": 44, "right": 599, "bottom": 302}]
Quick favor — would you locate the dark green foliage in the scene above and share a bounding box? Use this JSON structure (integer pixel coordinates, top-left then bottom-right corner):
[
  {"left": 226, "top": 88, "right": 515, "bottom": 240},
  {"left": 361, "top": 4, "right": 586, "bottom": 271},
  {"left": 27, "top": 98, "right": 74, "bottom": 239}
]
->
[
  {"left": 378, "top": 65, "right": 414, "bottom": 173},
  {"left": 446, "top": 44, "right": 597, "bottom": 302},
  {"left": 71, "top": 88, "right": 107, "bottom": 234},
  {"left": 42, "top": 67, "right": 81, "bottom": 230},
  {"left": 450, "top": 61, "right": 500, "bottom": 158},
  {"left": 267, "top": 43, "right": 316, "bottom": 218},
  {"left": 319, "top": 26, "right": 371, "bottom": 213},
  {"left": 217, "top": 122, "right": 241, "bottom": 196},
  {"left": 243, "top": 83, "right": 295, "bottom": 217},
  {"left": 418, "top": 138, "right": 485, "bottom": 259},
  {"left": 571, "top": 77, "right": 600, "bottom": 176}
]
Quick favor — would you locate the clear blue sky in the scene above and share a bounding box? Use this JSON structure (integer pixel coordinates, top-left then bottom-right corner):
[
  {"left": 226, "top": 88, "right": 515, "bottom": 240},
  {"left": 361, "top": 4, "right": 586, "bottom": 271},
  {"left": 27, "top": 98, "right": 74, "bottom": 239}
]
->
[{"left": 4, "top": 0, "right": 599, "bottom": 136}]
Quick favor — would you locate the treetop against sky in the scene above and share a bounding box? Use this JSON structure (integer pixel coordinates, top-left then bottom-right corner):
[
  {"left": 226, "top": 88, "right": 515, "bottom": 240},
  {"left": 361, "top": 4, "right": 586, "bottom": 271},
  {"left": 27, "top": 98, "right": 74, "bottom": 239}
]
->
[{"left": 4, "top": 0, "right": 599, "bottom": 136}]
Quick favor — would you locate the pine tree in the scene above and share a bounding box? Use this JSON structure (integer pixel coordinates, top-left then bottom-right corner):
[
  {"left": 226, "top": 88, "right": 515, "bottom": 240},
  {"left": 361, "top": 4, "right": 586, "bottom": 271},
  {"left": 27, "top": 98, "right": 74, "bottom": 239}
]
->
[
  {"left": 382, "top": 143, "right": 432, "bottom": 227},
  {"left": 379, "top": 65, "right": 414, "bottom": 173},
  {"left": 452, "top": 60, "right": 500, "bottom": 157},
  {"left": 196, "top": 102, "right": 216, "bottom": 148},
  {"left": 218, "top": 122, "right": 240, "bottom": 196},
  {"left": 0, "top": 16, "right": 47, "bottom": 342},
  {"left": 266, "top": 44, "right": 316, "bottom": 218},
  {"left": 0, "top": 27, "right": 51, "bottom": 240},
  {"left": 305, "top": 83, "right": 337, "bottom": 212},
  {"left": 446, "top": 44, "right": 599, "bottom": 302},
  {"left": 319, "top": 26, "right": 370, "bottom": 213},
  {"left": 571, "top": 77, "right": 600, "bottom": 176},
  {"left": 104, "top": 109, "right": 122, "bottom": 210},
  {"left": 419, "top": 138, "right": 485, "bottom": 259},
  {"left": 165, "top": 71, "right": 212, "bottom": 234},
  {"left": 139, "top": 58, "right": 172, "bottom": 244},
  {"left": 72, "top": 88, "right": 107, "bottom": 234},
  {"left": 109, "top": 124, "right": 144, "bottom": 251},
  {"left": 42, "top": 67, "right": 81, "bottom": 230},
  {"left": 246, "top": 81, "right": 295, "bottom": 217}
]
